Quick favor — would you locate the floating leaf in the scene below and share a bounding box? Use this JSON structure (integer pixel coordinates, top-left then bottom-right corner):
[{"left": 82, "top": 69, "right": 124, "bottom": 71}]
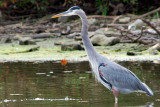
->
[
  {"left": 4, "top": 3, "right": 7, "bottom": 8},
  {"left": 61, "top": 59, "right": 67, "bottom": 66}
]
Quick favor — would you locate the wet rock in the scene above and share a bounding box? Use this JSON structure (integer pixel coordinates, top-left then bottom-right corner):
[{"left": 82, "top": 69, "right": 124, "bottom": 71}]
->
[
  {"left": 88, "top": 18, "right": 98, "bottom": 26},
  {"left": 94, "top": 28, "right": 105, "bottom": 35},
  {"left": 67, "top": 33, "right": 81, "bottom": 39},
  {"left": 54, "top": 42, "right": 63, "bottom": 45},
  {"left": 61, "top": 43, "right": 84, "bottom": 51},
  {"left": 128, "top": 19, "right": 144, "bottom": 30},
  {"left": 62, "top": 26, "right": 71, "bottom": 35},
  {"left": 151, "top": 19, "right": 160, "bottom": 26},
  {"left": 127, "top": 51, "right": 142, "bottom": 56},
  {"left": 19, "top": 37, "right": 36, "bottom": 45},
  {"left": 148, "top": 43, "right": 160, "bottom": 51},
  {"left": 74, "top": 36, "right": 82, "bottom": 41},
  {"left": 35, "top": 28, "right": 45, "bottom": 33},
  {"left": 118, "top": 17, "right": 130, "bottom": 24},
  {"left": 1, "top": 37, "right": 12, "bottom": 43},
  {"left": 153, "top": 60, "right": 160, "bottom": 64},
  {"left": 148, "top": 50, "right": 159, "bottom": 55},
  {"left": 27, "top": 46, "right": 40, "bottom": 52},
  {"left": 94, "top": 28, "right": 121, "bottom": 37},
  {"left": 91, "top": 34, "right": 120, "bottom": 46},
  {"left": 147, "top": 29, "right": 157, "bottom": 34},
  {"left": 127, "top": 51, "right": 135, "bottom": 56}
]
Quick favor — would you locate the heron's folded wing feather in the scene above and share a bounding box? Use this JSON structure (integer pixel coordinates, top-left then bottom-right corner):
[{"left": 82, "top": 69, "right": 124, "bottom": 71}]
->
[{"left": 99, "top": 62, "right": 142, "bottom": 91}]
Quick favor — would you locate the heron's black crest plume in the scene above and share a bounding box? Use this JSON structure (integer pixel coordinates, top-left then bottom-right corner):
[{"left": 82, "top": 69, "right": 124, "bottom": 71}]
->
[{"left": 69, "top": 6, "right": 81, "bottom": 10}]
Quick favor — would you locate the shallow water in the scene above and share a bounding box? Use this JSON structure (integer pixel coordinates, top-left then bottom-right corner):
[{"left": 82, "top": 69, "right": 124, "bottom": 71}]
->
[{"left": 0, "top": 61, "right": 159, "bottom": 107}]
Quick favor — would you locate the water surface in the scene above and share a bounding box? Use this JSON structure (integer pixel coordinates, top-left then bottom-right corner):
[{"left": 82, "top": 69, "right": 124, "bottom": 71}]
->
[{"left": 0, "top": 61, "right": 159, "bottom": 107}]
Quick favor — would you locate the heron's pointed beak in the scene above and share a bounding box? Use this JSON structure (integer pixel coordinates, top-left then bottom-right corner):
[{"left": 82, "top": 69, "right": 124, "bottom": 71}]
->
[{"left": 51, "top": 11, "right": 70, "bottom": 18}]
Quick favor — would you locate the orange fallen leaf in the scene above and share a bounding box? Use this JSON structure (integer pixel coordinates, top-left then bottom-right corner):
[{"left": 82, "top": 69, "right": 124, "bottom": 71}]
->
[
  {"left": 4, "top": 3, "right": 7, "bottom": 8},
  {"left": 61, "top": 59, "right": 67, "bottom": 66}
]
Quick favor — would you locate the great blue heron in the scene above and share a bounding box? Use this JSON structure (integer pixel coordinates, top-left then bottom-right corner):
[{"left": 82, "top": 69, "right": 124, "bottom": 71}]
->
[{"left": 52, "top": 6, "right": 153, "bottom": 103}]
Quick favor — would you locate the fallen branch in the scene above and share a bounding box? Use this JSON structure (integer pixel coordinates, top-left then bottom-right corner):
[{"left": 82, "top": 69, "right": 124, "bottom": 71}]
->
[
  {"left": 107, "top": 24, "right": 128, "bottom": 28},
  {"left": 134, "top": 26, "right": 145, "bottom": 42},
  {"left": 141, "top": 18, "right": 160, "bottom": 39},
  {"left": 111, "top": 15, "right": 122, "bottom": 24},
  {"left": 3, "top": 46, "right": 40, "bottom": 55},
  {"left": 22, "top": 33, "right": 61, "bottom": 39},
  {"left": 138, "top": 7, "right": 160, "bottom": 19},
  {"left": 148, "top": 43, "right": 160, "bottom": 50},
  {"left": 87, "top": 15, "right": 116, "bottom": 19},
  {"left": 26, "top": 46, "right": 40, "bottom": 52},
  {"left": 114, "top": 27, "right": 149, "bottom": 45}
]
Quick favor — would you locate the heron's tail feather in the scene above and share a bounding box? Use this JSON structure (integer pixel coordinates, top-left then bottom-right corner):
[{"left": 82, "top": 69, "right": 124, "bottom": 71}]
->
[{"left": 141, "top": 82, "right": 153, "bottom": 96}]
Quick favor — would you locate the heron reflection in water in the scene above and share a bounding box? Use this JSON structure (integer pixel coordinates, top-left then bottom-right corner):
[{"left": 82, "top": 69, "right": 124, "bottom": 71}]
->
[{"left": 52, "top": 6, "right": 153, "bottom": 103}]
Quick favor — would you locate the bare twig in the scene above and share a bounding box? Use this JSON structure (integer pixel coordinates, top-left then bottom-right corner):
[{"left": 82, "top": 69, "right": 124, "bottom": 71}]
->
[
  {"left": 114, "top": 27, "right": 149, "bottom": 45},
  {"left": 111, "top": 15, "right": 122, "bottom": 24},
  {"left": 131, "top": 7, "right": 160, "bottom": 20},
  {"left": 21, "top": 33, "right": 61, "bottom": 39},
  {"left": 138, "top": 7, "right": 160, "bottom": 19},
  {"left": 107, "top": 24, "right": 128, "bottom": 28},
  {"left": 134, "top": 26, "right": 145, "bottom": 42},
  {"left": 87, "top": 15, "right": 116, "bottom": 19},
  {"left": 141, "top": 18, "right": 160, "bottom": 39}
]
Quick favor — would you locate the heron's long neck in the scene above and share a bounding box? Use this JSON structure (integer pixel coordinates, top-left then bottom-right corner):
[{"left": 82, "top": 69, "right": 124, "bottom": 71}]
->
[{"left": 78, "top": 12, "right": 98, "bottom": 60}]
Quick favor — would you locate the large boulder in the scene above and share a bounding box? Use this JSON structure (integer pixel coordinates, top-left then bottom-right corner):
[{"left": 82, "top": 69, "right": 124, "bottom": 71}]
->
[
  {"left": 14, "top": 35, "right": 36, "bottom": 45},
  {"left": 118, "top": 17, "right": 130, "bottom": 24},
  {"left": 91, "top": 34, "right": 120, "bottom": 46},
  {"left": 94, "top": 28, "right": 121, "bottom": 37},
  {"left": 19, "top": 37, "right": 36, "bottom": 45},
  {"left": 88, "top": 18, "right": 98, "bottom": 26},
  {"left": 1, "top": 37, "right": 12, "bottom": 43},
  {"left": 128, "top": 19, "right": 144, "bottom": 30}
]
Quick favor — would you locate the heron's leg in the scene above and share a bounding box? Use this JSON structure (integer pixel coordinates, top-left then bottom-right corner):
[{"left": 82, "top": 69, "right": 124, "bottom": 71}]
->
[
  {"left": 112, "top": 87, "right": 119, "bottom": 103},
  {"left": 114, "top": 103, "right": 118, "bottom": 107}
]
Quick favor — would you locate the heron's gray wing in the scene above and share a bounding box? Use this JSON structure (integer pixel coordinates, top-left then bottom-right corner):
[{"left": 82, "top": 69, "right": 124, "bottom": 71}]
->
[{"left": 99, "top": 62, "right": 143, "bottom": 93}]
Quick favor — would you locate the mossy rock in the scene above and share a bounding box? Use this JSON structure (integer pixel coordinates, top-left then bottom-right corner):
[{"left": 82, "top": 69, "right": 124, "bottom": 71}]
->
[
  {"left": 91, "top": 34, "right": 120, "bottom": 46},
  {"left": 61, "top": 43, "right": 84, "bottom": 51},
  {"left": 19, "top": 37, "right": 36, "bottom": 45}
]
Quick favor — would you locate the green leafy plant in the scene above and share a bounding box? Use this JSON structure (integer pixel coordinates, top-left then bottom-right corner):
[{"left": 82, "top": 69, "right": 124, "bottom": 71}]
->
[
  {"left": 63, "top": 0, "right": 83, "bottom": 7},
  {"left": 0, "top": 0, "right": 48, "bottom": 12},
  {"left": 120, "top": 0, "right": 137, "bottom": 3},
  {"left": 95, "top": 0, "right": 109, "bottom": 16}
]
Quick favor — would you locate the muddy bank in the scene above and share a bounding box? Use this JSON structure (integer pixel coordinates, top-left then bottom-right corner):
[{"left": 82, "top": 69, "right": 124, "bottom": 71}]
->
[
  {"left": 0, "top": 12, "right": 160, "bottom": 63},
  {"left": 0, "top": 37, "right": 159, "bottom": 63}
]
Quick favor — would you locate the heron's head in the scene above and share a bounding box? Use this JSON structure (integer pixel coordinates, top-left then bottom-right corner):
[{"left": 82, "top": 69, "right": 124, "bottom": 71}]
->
[{"left": 51, "top": 6, "right": 82, "bottom": 18}]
